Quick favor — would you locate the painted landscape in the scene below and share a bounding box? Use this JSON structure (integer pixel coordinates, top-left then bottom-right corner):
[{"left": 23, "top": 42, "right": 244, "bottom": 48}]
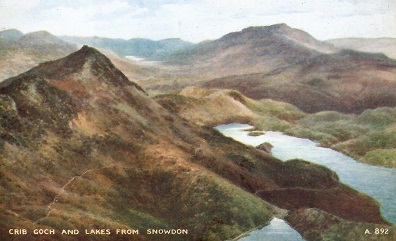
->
[{"left": 1, "top": 1, "right": 395, "bottom": 241}]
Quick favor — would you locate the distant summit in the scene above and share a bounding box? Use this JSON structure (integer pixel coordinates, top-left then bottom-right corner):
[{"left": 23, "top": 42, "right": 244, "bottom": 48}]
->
[
  {"left": 164, "top": 23, "right": 337, "bottom": 77},
  {"left": 0, "top": 29, "right": 23, "bottom": 41},
  {"left": 16, "top": 30, "right": 75, "bottom": 50}
]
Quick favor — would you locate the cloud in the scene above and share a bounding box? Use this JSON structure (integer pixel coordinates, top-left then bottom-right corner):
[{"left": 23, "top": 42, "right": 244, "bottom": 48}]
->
[{"left": 1, "top": 0, "right": 395, "bottom": 41}]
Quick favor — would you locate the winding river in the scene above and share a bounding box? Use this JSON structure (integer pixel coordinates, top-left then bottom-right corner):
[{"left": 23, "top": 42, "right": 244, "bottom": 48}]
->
[{"left": 216, "top": 123, "right": 396, "bottom": 240}]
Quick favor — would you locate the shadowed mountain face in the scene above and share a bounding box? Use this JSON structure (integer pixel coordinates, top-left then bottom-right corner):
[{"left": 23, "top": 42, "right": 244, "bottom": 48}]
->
[
  {"left": 0, "top": 47, "right": 389, "bottom": 241},
  {"left": 166, "top": 24, "right": 396, "bottom": 113}
]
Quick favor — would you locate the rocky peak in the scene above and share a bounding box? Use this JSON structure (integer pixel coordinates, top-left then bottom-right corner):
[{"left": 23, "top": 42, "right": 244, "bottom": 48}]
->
[
  {"left": 30, "top": 46, "right": 144, "bottom": 91},
  {"left": 1, "top": 46, "right": 145, "bottom": 97}
]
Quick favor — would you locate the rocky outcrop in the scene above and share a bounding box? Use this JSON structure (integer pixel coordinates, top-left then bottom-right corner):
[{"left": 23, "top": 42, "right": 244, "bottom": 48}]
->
[
  {"left": 256, "top": 160, "right": 387, "bottom": 225},
  {"left": 256, "top": 142, "right": 273, "bottom": 154},
  {"left": 286, "top": 208, "right": 394, "bottom": 241}
]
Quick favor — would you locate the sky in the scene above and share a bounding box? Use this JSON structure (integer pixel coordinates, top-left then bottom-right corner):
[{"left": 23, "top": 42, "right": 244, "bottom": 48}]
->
[{"left": 0, "top": 0, "right": 395, "bottom": 42}]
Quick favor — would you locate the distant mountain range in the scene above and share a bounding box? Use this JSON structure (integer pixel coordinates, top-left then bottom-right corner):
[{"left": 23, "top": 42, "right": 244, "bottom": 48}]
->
[
  {"left": 159, "top": 24, "right": 396, "bottom": 113},
  {"left": 164, "top": 23, "right": 339, "bottom": 76},
  {"left": 1, "top": 25, "right": 396, "bottom": 114},
  {"left": 327, "top": 37, "right": 396, "bottom": 59},
  {"left": 60, "top": 35, "right": 193, "bottom": 59},
  {"left": 0, "top": 46, "right": 388, "bottom": 241}
]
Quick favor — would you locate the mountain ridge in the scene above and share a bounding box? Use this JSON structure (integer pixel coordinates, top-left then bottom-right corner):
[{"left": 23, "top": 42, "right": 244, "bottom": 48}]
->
[{"left": 0, "top": 46, "right": 389, "bottom": 241}]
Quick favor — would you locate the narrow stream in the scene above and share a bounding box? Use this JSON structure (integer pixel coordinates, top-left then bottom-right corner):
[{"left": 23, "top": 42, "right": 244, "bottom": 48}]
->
[{"left": 216, "top": 123, "right": 396, "bottom": 240}]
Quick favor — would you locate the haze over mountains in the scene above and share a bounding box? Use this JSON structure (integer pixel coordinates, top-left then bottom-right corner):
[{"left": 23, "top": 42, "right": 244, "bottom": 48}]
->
[
  {"left": 60, "top": 36, "right": 193, "bottom": 60},
  {"left": 327, "top": 37, "right": 396, "bottom": 60}
]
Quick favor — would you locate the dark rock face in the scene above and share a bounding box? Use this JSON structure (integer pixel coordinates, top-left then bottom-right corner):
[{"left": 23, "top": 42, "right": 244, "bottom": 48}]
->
[{"left": 256, "top": 142, "right": 273, "bottom": 154}]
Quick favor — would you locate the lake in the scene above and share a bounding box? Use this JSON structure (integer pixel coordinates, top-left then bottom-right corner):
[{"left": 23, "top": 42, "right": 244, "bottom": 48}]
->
[{"left": 216, "top": 123, "right": 396, "bottom": 240}]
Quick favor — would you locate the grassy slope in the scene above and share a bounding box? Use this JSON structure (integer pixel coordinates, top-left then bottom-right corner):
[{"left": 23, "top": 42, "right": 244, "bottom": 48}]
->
[
  {"left": 155, "top": 87, "right": 396, "bottom": 168},
  {"left": 288, "top": 108, "right": 396, "bottom": 168}
]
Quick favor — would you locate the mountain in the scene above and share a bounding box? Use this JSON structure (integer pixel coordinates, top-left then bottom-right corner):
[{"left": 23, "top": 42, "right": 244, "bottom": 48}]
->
[
  {"left": 0, "top": 30, "right": 77, "bottom": 81},
  {"left": 164, "top": 23, "right": 338, "bottom": 77},
  {"left": 61, "top": 36, "right": 193, "bottom": 59},
  {"left": 156, "top": 24, "right": 396, "bottom": 113},
  {"left": 16, "top": 31, "right": 75, "bottom": 53},
  {"left": 0, "top": 46, "right": 388, "bottom": 241},
  {"left": 202, "top": 48, "right": 396, "bottom": 113},
  {"left": 0, "top": 29, "right": 23, "bottom": 41},
  {"left": 327, "top": 37, "right": 396, "bottom": 59}
]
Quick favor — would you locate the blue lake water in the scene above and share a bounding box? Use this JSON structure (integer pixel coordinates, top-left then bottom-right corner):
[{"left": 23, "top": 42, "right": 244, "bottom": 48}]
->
[
  {"left": 237, "top": 218, "right": 305, "bottom": 241},
  {"left": 216, "top": 123, "right": 396, "bottom": 240}
]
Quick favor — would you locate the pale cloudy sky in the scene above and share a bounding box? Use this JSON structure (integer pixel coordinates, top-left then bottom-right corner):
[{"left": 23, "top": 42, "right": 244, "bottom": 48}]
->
[{"left": 0, "top": 0, "right": 395, "bottom": 42}]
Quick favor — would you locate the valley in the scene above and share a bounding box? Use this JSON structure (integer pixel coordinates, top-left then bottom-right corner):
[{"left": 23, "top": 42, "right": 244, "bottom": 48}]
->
[{"left": 0, "top": 24, "right": 395, "bottom": 241}]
